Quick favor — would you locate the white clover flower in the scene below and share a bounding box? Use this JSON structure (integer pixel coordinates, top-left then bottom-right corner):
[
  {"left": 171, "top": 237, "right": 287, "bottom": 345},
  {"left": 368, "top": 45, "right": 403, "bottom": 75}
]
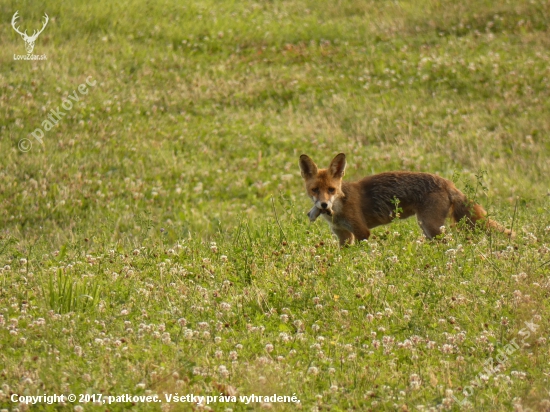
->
[
  {"left": 409, "top": 373, "right": 422, "bottom": 390},
  {"left": 307, "top": 366, "right": 319, "bottom": 375}
]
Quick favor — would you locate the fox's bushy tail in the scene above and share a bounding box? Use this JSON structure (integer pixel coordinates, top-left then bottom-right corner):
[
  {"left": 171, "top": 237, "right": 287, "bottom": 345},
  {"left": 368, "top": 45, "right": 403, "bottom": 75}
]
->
[{"left": 449, "top": 189, "right": 514, "bottom": 238}]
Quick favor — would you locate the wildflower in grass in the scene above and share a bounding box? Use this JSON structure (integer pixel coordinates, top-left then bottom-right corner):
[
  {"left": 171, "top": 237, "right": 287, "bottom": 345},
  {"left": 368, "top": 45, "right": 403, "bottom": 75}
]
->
[
  {"left": 511, "top": 371, "right": 527, "bottom": 380},
  {"left": 308, "top": 366, "right": 319, "bottom": 375},
  {"left": 136, "top": 383, "right": 146, "bottom": 389},
  {"left": 442, "top": 390, "right": 453, "bottom": 410},
  {"left": 366, "top": 314, "right": 374, "bottom": 322},
  {"left": 398, "top": 339, "right": 413, "bottom": 350},
  {"left": 265, "top": 343, "right": 274, "bottom": 353},
  {"left": 410, "top": 335, "right": 423, "bottom": 345},
  {"left": 280, "top": 314, "right": 289, "bottom": 323},
  {"left": 409, "top": 373, "right": 422, "bottom": 390},
  {"left": 219, "top": 365, "right": 229, "bottom": 378},
  {"left": 229, "top": 351, "right": 237, "bottom": 360},
  {"left": 441, "top": 344, "right": 454, "bottom": 354},
  {"left": 258, "top": 376, "right": 267, "bottom": 384},
  {"left": 74, "top": 406, "right": 84, "bottom": 412},
  {"left": 183, "top": 329, "right": 193, "bottom": 339},
  {"left": 512, "top": 272, "right": 528, "bottom": 282},
  {"left": 215, "top": 350, "right": 223, "bottom": 359}
]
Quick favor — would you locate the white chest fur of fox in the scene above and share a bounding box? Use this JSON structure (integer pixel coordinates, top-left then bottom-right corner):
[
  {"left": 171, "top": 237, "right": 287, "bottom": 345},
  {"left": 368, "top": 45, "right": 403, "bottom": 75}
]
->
[{"left": 300, "top": 153, "right": 514, "bottom": 246}]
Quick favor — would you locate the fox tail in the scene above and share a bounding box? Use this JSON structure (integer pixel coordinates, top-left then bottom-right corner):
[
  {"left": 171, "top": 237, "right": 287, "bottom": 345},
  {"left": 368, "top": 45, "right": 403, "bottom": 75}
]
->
[{"left": 449, "top": 189, "right": 514, "bottom": 238}]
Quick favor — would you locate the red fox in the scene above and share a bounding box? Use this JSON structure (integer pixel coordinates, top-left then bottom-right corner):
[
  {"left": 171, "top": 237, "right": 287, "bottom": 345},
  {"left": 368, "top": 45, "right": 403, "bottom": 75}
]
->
[{"left": 299, "top": 153, "right": 513, "bottom": 246}]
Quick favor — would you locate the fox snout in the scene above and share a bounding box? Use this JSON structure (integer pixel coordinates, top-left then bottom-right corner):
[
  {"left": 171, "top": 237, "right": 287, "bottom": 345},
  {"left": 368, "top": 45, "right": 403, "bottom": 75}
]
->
[{"left": 315, "top": 199, "right": 333, "bottom": 213}]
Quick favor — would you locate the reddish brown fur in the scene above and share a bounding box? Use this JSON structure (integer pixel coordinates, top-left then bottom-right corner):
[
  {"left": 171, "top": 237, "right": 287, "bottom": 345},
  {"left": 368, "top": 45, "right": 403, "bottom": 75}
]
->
[{"left": 299, "top": 153, "right": 513, "bottom": 246}]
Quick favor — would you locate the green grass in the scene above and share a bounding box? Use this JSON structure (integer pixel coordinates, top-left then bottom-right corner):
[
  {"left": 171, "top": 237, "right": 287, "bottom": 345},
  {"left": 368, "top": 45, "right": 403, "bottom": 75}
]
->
[{"left": 1, "top": 0, "right": 550, "bottom": 410}]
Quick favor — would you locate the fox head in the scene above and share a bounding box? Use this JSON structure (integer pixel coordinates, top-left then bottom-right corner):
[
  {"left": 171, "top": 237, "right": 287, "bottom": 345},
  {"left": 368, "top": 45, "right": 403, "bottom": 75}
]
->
[{"left": 299, "top": 153, "right": 346, "bottom": 214}]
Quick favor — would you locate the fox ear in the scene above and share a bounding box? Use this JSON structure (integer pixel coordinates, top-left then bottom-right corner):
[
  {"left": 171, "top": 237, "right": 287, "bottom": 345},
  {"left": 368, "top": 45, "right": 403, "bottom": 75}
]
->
[
  {"left": 329, "top": 153, "right": 346, "bottom": 178},
  {"left": 299, "top": 154, "right": 318, "bottom": 179}
]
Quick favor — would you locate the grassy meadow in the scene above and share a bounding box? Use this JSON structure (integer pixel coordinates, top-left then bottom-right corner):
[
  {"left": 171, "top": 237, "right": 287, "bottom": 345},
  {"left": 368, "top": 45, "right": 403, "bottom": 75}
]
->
[{"left": 1, "top": 0, "right": 550, "bottom": 410}]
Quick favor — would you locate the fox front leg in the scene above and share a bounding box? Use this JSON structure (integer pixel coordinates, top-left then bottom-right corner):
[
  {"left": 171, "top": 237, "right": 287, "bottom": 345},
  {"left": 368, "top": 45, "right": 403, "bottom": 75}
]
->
[{"left": 307, "top": 206, "right": 322, "bottom": 222}]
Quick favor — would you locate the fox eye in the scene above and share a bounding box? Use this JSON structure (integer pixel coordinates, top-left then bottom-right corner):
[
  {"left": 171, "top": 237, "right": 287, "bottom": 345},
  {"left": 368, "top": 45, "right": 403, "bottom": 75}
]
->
[
  {"left": 312, "top": 188, "right": 319, "bottom": 194},
  {"left": 328, "top": 187, "right": 336, "bottom": 194}
]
